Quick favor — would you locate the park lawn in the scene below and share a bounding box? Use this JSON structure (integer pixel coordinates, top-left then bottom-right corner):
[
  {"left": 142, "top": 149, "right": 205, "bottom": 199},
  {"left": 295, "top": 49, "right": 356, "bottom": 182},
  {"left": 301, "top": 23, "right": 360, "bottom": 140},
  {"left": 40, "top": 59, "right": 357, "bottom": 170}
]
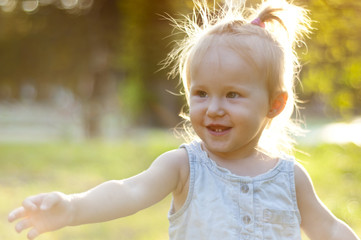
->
[{"left": 1, "top": 130, "right": 360, "bottom": 239}]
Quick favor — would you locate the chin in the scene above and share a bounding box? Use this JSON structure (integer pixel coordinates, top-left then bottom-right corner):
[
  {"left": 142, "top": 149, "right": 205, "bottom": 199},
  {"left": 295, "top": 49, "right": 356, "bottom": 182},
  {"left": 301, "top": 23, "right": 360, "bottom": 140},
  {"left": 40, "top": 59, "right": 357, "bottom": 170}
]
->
[{"left": 203, "top": 141, "right": 234, "bottom": 153}]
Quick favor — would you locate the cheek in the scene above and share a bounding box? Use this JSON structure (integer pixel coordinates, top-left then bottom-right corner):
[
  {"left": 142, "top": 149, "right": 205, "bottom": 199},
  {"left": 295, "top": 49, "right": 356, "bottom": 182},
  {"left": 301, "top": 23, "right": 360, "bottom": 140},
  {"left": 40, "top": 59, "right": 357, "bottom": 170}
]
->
[
  {"left": 189, "top": 107, "right": 200, "bottom": 124},
  {"left": 230, "top": 102, "right": 267, "bottom": 124},
  {"left": 189, "top": 109, "right": 201, "bottom": 134},
  {"left": 189, "top": 101, "right": 204, "bottom": 117},
  {"left": 189, "top": 104, "right": 207, "bottom": 130}
]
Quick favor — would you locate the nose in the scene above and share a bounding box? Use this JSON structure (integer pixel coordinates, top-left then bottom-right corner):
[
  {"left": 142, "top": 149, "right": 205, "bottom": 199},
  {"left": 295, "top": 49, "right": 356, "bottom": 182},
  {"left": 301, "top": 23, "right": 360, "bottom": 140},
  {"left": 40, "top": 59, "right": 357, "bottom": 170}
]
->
[{"left": 206, "top": 98, "right": 225, "bottom": 118}]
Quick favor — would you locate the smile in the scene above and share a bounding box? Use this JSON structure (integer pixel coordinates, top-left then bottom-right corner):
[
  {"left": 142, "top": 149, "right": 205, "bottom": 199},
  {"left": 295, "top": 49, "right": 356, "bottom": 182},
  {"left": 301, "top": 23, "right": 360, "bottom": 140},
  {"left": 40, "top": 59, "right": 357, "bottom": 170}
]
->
[{"left": 207, "top": 125, "right": 231, "bottom": 135}]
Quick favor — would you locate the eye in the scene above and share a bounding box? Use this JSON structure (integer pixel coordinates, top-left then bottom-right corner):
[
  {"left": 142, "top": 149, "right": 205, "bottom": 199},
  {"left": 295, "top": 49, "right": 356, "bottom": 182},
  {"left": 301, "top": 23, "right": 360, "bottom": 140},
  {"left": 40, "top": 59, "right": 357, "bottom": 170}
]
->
[
  {"left": 195, "top": 90, "right": 208, "bottom": 98},
  {"left": 226, "top": 92, "right": 241, "bottom": 98}
]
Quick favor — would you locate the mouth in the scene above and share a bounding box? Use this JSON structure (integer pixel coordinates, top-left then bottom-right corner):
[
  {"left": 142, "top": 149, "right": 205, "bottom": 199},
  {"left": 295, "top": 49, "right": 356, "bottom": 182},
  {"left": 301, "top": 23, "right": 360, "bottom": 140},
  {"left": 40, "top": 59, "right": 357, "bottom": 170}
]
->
[{"left": 206, "top": 124, "right": 231, "bottom": 135}]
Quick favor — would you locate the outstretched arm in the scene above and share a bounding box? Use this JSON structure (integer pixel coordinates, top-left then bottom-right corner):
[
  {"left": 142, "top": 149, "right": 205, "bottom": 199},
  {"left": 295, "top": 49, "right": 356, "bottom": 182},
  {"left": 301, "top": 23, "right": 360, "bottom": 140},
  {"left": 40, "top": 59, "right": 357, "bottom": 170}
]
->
[
  {"left": 70, "top": 148, "right": 188, "bottom": 224},
  {"left": 8, "top": 148, "right": 188, "bottom": 239},
  {"left": 295, "top": 162, "right": 360, "bottom": 240}
]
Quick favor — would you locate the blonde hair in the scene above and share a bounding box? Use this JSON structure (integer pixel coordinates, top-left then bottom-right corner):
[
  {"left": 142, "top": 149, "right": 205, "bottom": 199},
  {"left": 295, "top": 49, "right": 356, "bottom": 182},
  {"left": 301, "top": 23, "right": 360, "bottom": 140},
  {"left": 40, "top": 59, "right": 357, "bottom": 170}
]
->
[{"left": 164, "top": 0, "right": 311, "bottom": 156}]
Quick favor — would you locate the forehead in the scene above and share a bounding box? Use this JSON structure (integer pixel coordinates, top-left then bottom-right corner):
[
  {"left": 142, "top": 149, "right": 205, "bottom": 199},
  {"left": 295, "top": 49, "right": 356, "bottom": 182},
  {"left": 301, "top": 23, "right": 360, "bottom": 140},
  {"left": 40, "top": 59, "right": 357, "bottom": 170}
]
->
[{"left": 190, "top": 38, "right": 266, "bottom": 87}]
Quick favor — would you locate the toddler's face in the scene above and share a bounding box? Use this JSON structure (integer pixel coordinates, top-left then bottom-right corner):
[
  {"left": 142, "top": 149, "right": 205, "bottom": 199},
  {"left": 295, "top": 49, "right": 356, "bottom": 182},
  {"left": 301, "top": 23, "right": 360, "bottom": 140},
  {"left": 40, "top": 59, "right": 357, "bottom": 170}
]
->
[{"left": 189, "top": 44, "right": 272, "bottom": 160}]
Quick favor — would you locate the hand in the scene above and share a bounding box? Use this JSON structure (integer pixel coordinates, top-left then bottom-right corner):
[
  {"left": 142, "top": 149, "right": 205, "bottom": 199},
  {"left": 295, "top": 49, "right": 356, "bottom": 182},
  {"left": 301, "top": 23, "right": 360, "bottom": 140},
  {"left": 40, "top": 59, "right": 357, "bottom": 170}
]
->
[{"left": 8, "top": 192, "right": 74, "bottom": 240}]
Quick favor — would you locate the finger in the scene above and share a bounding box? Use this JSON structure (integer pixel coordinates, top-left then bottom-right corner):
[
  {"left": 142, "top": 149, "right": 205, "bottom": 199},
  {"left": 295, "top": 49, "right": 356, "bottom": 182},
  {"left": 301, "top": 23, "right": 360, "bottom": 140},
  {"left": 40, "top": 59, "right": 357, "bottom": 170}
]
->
[
  {"left": 22, "top": 193, "right": 48, "bottom": 211},
  {"left": 8, "top": 207, "right": 26, "bottom": 222},
  {"left": 27, "top": 228, "right": 40, "bottom": 240},
  {"left": 40, "top": 192, "right": 61, "bottom": 210},
  {"left": 22, "top": 199, "right": 39, "bottom": 212},
  {"left": 22, "top": 200, "right": 37, "bottom": 212},
  {"left": 15, "top": 218, "right": 33, "bottom": 233}
]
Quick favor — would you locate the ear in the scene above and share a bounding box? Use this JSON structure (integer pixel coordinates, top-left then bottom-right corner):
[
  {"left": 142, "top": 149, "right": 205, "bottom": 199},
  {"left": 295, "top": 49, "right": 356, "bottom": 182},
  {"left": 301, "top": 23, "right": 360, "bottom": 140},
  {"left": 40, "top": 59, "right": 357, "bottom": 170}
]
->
[{"left": 267, "top": 92, "right": 288, "bottom": 118}]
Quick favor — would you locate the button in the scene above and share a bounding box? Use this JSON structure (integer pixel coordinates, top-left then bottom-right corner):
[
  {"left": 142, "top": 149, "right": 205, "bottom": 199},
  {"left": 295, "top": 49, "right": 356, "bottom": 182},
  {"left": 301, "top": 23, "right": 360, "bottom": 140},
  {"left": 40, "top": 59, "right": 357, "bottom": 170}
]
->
[
  {"left": 243, "top": 215, "right": 251, "bottom": 224},
  {"left": 241, "top": 184, "right": 249, "bottom": 193}
]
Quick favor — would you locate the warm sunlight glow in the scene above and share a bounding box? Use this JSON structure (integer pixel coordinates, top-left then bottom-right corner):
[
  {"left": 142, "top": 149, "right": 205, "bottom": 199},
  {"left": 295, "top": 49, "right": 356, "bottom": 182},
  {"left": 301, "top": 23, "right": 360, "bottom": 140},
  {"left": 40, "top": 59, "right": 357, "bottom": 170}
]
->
[
  {"left": 321, "top": 118, "right": 361, "bottom": 145},
  {"left": 1, "top": 0, "right": 15, "bottom": 12},
  {"left": 61, "top": 0, "right": 77, "bottom": 9},
  {"left": 0, "top": 0, "right": 8, "bottom": 6},
  {"left": 0, "top": 0, "right": 93, "bottom": 12},
  {"left": 22, "top": 0, "right": 39, "bottom": 12}
]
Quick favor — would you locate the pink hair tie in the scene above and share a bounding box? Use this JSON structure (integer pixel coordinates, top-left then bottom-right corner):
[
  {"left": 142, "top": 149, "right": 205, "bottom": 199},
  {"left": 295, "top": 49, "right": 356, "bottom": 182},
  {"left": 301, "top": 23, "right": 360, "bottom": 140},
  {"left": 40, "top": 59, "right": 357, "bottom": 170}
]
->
[{"left": 251, "top": 17, "right": 265, "bottom": 28}]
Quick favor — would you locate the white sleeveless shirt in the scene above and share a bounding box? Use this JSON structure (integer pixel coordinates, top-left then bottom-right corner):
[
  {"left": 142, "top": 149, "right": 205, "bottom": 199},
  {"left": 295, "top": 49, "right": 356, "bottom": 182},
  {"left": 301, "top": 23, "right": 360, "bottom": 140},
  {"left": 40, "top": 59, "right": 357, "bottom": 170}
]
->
[{"left": 168, "top": 141, "right": 301, "bottom": 240}]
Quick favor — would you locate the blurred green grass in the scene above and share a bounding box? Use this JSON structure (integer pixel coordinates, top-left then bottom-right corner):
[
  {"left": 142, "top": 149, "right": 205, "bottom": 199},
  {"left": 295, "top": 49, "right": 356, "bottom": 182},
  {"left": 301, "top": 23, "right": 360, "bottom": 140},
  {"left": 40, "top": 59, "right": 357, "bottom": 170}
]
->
[{"left": 1, "top": 131, "right": 360, "bottom": 239}]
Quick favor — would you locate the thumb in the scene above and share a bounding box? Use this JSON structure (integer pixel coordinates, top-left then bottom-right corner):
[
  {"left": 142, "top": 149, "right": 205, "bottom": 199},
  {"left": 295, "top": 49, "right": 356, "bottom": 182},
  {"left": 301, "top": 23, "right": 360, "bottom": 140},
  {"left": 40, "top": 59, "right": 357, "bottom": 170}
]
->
[{"left": 40, "top": 192, "right": 60, "bottom": 211}]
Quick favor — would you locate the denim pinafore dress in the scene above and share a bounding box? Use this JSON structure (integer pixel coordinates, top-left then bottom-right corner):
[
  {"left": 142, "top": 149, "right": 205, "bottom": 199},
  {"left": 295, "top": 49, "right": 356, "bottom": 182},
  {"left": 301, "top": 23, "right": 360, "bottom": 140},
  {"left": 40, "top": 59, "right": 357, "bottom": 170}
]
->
[{"left": 168, "top": 141, "right": 301, "bottom": 240}]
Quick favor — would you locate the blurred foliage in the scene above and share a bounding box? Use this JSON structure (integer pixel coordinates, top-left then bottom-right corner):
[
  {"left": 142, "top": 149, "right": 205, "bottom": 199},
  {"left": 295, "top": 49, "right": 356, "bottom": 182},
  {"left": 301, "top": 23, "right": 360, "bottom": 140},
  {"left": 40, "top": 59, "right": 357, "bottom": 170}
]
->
[
  {"left": 0, "top": 1, "right": 120, "bottom": 97},
  {"left": 0, "top": 0, "right": 183, "bottom": 135},
  {"left": 295, "top": 143, "right": 361, "bottom": 239},
  {"left": 301, "top": 0, "right": 361, "bottom": 117},
  {"left": 116, "top": 0, "right": 183, "bottom": 125},
  {"left": 0, "top": 0, "right": 360, "bottom": 136},
  {"left": 0, "top": 0, "right": 123, "bottom": 137}
]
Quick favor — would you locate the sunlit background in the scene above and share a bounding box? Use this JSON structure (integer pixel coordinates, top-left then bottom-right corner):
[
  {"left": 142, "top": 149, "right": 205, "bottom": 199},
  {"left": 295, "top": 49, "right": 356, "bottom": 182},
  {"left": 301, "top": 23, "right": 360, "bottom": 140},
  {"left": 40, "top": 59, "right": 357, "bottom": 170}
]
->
[
  {"left": 0, "top": 0, "right": 361, "bottom": 239},
  {"left": 0, "top": 0, "right": 360, "bottom": 141}
]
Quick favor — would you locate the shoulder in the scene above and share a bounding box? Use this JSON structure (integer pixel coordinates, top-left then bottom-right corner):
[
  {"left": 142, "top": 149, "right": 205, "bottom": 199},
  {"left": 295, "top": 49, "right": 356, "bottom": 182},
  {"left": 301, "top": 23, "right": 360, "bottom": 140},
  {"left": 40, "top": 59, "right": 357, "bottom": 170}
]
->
[
  {"left": 291, "top": 161, "right": 319, "bottom": 210},
  {"left": 293, "top": 161, "right": 313, "bottom": 191},
  {"left": 154, "top": 148, "right": 189, "bottom": 170},
  {"left": 293, "top": 161, "right": 320, "bottom": 218},
  {"left": 152, "top": 148, "right": 189, "bottom": 186},
  {"left": 156, "top": 148, "right": 190, "bottom": 195}
]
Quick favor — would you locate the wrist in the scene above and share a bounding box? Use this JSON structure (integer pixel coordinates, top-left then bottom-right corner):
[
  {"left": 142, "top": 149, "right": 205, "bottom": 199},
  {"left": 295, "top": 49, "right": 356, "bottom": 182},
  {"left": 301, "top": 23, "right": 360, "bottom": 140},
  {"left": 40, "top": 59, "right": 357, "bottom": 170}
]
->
[{"left": 67, "top": 193, "right": 80, "bottom": 226}]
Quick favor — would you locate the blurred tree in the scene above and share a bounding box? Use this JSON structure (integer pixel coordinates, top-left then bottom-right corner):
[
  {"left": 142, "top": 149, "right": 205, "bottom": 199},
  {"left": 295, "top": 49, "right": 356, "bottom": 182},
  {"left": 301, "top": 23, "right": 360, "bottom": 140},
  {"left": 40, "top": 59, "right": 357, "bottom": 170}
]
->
[
  {"left": 0, "top": 0, "right": 183, "bottom": 137},
  {"left": 0, "top": 0, "right": 122, "bottom": 137},
  {"left": 300, "top": 0, "right": 361, "bottom": 117},
  {"left": 3, "top": 0, "right": 359, "bottom": 138},
  {"left": 117, "top": 0, "right": 182, "bottom": 126}
]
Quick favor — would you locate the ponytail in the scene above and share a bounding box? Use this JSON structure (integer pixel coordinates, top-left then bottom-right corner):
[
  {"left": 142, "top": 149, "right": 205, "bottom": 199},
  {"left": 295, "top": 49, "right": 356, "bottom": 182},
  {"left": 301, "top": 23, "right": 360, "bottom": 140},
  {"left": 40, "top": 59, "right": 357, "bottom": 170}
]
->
[
  {"left": 250, "top": 0, "right": 311, "bottom": 44},
  {"left": 247, "top": 0, "right": 312, "bottom": 155}
]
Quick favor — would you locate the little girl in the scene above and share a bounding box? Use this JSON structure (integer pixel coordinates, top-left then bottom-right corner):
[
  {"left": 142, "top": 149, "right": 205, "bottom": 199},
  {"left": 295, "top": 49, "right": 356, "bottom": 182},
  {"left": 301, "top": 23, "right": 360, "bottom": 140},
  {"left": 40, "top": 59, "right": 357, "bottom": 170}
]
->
[{"left": 8, "top": 0, "right": 360, "bottom": 239}]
